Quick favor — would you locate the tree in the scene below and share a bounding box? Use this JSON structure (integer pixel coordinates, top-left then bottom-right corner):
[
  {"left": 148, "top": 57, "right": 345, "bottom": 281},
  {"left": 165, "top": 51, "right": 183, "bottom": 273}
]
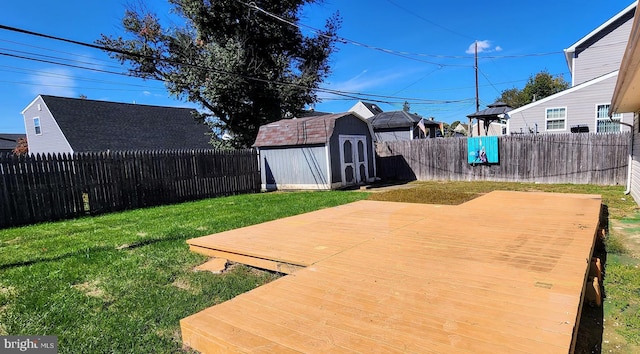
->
[
  {"left": 402, "top": 101, "right": 411, "bottom": 112},
  {"left": 497, "top": 70, "right": 569, "bottom": 109},
  {"left": 97, "top": 0, "right": 341, "bottom": 148},
  {"left": 12, "top": 137, "right": 28, "bottom": 156},
  {"left": 447, "top": 120, "right": 461, "bottom": 137}
]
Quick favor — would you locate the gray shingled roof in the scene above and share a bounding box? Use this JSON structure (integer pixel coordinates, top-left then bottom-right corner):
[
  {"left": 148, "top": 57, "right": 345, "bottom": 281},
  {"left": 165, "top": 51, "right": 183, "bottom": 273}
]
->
[
  {"left": 368, "top": 111, "right": 441, "bottom": 129},
  {"left": 0, "top": 133, "right": 25, "bottom": 151},
  {"left": 361, "top": 101, "right": 384, "bottom": 115},
  {"left": 467, "top": 101, "right": 512, "bottom": 119},
  {"left": 41, "top": 95, "right": 212, "bottom": 152},
  {"left": 253, "top": 112, "right": 356, "bottom": 147}
]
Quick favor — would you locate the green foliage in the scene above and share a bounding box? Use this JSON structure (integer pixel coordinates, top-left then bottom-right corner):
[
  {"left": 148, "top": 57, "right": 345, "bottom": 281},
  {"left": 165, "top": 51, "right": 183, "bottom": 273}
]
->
[
  {"left": 497, "top": 70, "right": 570, "bottom": 108},
  {"left": 97, "top": 0, "right": 341, "bottom": 148}
]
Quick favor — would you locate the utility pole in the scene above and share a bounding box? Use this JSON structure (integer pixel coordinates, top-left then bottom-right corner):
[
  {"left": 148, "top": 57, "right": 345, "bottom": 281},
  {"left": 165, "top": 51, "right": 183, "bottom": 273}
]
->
[{"left": 474, "top": 40, "right": 480, "bottom": 136}]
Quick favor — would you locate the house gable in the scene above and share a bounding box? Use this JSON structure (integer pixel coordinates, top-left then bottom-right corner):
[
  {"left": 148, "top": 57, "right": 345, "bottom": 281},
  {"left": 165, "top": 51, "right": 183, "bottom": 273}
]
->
[
  {"left": 565, "top": 2, "right": 636, "bottom": 86},
  {"left": 21, "top": 95, "right": 73, "bottom": 155},
  {"left": 22, "top": 95, "right": 212, "bottom": 154},
  {"left": 348, "top": 101, "right": 383, "bottom": 119}
]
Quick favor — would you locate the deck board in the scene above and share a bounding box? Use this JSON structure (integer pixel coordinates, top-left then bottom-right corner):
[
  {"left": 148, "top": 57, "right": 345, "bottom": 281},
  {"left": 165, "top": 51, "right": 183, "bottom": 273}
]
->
[{"left": 182, "top": 191, "right": 602, "bottom": 353}]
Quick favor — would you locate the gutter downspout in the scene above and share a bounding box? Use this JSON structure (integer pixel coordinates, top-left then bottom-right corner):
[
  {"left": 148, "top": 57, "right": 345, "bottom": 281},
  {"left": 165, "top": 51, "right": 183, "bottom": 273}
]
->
[{"left": 617, "top": 120, "right": 634, "bottom": 194}]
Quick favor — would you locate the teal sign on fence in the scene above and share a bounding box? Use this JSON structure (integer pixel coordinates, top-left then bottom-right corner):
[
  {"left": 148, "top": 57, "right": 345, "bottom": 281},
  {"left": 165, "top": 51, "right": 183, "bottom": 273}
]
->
[{"left": 467, "top": 136, "right": 499, "bottom": 164}]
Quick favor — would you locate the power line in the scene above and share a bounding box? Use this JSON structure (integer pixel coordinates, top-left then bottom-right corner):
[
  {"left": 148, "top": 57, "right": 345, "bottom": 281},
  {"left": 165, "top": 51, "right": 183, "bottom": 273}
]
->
[
  {"left": 0, "top": 65, "right": 166, "bottom": 88},
  {"left": 0, "top": 52, "right": 133, "bottom": 77},
  {"left": 0, "top": 38, "right": 117, "bottom": 65},
  {"left": 478, "top": 69, "right": 502, "bottom": 96},
  {"left": 236, "top": 0, "right": 472, "bottom": 67},
  {"left": 0, "top": 28, "right": 467, "bottom": 105},
  {"left": 385, "top": 0, "right": 474, "bottom": 40},
  {"left": 0, "top": 22, "right": 566, "bottom": 113},
  {"left": 0, "top": 79, "right": 165, "bottom": 93},
  {"left": 0, "top": 47, "right": 125, "bottom": 71}
]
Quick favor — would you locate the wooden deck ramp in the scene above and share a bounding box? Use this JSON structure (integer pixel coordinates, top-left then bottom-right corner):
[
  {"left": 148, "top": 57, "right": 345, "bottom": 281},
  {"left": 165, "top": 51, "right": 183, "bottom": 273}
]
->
[{"left": 182, "top": 191, "right": 602, "bottom": 353}]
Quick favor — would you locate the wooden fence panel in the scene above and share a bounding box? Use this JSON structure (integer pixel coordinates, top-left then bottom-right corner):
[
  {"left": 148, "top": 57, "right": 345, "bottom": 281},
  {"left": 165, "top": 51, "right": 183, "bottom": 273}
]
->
[
  {"left": 376, "top": 133, "right": 630, "bottom": 185},
  {"left": 0, "top": 149, "right": 259, "bottom": 229}
]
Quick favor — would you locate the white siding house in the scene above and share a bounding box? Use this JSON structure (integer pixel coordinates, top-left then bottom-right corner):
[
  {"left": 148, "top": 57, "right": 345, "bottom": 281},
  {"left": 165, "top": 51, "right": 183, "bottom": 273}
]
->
[
  {"left": 506, "top": 2, "right": 636, "bottom": 135},
  {"left": 611, "top": 2, "right": 640, "bottom": 206},
  {"left": 21, "top": 95, "right": 212, "bottom": 154}
]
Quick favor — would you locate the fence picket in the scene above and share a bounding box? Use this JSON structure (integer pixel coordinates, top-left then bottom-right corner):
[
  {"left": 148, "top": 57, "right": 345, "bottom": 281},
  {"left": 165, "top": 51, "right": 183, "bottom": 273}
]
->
[
  {"left": 0, "top": 149, "right": 259, "bottom": 229},
  {"left": 375, "top": 133, "right": 630, "bottom": 185}
]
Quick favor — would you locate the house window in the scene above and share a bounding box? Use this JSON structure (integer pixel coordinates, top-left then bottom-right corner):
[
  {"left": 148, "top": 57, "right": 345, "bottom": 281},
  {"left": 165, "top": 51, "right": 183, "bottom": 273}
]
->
[
  {"left": 33, "top": 117, "right": 42, "bottom": 135},
  {"left": 596, "top": 104, "right": 621, "bottom": 133},
  {"left": 545, "top": 108, "right": 566, "bottom": 131}
]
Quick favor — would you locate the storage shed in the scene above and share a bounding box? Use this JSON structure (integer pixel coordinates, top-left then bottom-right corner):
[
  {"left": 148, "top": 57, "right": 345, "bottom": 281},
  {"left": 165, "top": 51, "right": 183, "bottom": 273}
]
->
[{"left": 253, "top": 113, "right": 376, "bottom": 191}]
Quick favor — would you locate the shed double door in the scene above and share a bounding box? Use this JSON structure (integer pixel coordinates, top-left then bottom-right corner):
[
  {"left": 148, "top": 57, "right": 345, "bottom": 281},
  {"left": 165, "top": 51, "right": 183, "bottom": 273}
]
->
[{"left": 339, "top": 135, "right": 369, "bottom": 187}]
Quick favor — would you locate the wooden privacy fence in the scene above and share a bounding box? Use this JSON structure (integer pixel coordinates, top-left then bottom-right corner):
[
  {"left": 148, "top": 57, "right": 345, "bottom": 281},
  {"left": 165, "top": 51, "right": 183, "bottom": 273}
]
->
[
  {"left": 0, "top": 149, "right": 259, "bottom": 229},
  {"left": 376, "top": 133, "right": 630, "bottom": 185}
]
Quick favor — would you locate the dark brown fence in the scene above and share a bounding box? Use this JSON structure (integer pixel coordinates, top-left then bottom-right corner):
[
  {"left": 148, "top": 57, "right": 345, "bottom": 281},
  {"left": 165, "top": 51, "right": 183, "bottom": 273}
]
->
[
  {"left": 376, "top": 133, "right": 630, "bottom": 185},
  {"left": 0, "top": 149, "right": 259, "bottom": 229}
]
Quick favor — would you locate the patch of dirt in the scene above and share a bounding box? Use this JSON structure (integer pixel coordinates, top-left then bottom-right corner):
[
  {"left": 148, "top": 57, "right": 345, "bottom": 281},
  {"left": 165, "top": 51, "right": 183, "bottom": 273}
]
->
[
  {"left": 0, "top": 285, "right": 16, "bottom": 297},
  {"left": 610, "top": 220, "right": 640, "bottom": 257},
  {"left": 171, "top": 278, "right": 194, "bottom": 293},
  {"left": 72, "top": 280, "right": 111, "bottom": 301},
  {"left": 2, "top": 237, "right": 21, "bottom": 245}
]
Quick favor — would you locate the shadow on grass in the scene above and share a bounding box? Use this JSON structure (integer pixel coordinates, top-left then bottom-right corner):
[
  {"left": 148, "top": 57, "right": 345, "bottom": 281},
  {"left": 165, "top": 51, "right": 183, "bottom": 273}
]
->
[{"left": 0, "top": 233, "right": 192, "bottom": 270}]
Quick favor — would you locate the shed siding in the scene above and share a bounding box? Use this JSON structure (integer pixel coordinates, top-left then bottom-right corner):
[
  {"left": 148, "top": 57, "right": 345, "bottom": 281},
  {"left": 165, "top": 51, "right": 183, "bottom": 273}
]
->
[
  {"left": 259, "top": 145, "right": 329, "bottom": 191},
  {"left": 573, "top": 11, "right": 634, "bottom": 86},
  {"left": 330, "top": 116, "right": 376, "bottom": 183},
  {"left": 22, "top": 96, "right": 73, "bottom": 155},
  {"left": 631, "top": 114, "right": 640, "bottom": 205},
  {"left": 508, "top": 74, "right": 632, "bottom": 135}
]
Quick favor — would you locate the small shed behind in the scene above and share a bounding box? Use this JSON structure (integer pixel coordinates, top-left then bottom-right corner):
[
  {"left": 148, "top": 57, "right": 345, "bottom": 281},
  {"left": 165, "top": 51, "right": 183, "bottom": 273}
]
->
[{"left": 253, "top": 113, "right": 376, "bottom": 191}]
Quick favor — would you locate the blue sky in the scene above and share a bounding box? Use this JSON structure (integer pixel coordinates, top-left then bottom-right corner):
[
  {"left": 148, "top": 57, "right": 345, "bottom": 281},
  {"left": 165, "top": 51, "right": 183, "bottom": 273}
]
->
[{"left": 0, "top": 0, "right": 634, "bottom": 133}]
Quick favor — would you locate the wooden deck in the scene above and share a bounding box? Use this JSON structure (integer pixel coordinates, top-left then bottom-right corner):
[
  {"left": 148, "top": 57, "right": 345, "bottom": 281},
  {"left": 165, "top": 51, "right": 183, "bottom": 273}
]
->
[{"left": 182, "top": 191, "right": 603, "bottom": 353}]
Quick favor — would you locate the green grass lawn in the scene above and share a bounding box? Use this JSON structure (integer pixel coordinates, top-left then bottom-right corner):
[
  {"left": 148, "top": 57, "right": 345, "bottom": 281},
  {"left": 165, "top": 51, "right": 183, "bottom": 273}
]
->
[
  {"left": 1, "top": 182, "right": 639, "bottom": 353},
  {"left": 0, "top": 191, "right": 368, "bottom": 353}
]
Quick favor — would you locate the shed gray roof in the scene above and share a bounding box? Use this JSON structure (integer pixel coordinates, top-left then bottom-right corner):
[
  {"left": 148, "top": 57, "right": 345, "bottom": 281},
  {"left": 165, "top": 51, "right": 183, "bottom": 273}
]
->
[
  {"left": 40, "top": 95, "right": 212, "bottom": 152},
  {"left": 0, "top": 133, "right": 25, "bottom": 151},
  {"left": 253, "top": 112, "right": 359, "bottom": 147},
  {"left": 466, "top": 101, "right": 513, "bottom": 119},
  {"left": 368, "top": 111, "right": 441, "bottom": 129}
]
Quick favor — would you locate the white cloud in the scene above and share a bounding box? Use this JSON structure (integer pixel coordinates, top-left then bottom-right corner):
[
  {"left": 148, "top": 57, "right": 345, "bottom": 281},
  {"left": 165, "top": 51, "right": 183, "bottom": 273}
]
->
[
  {"left": 29, "top": 67, "right": 76, "bottom": 98},
  {"left": 465, "top": 40, "right": 502, "bottom": 54}
]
